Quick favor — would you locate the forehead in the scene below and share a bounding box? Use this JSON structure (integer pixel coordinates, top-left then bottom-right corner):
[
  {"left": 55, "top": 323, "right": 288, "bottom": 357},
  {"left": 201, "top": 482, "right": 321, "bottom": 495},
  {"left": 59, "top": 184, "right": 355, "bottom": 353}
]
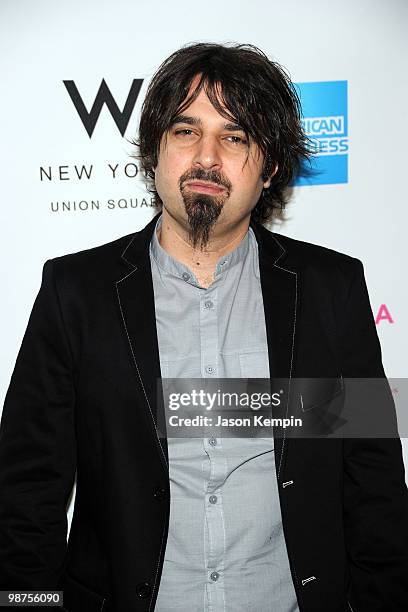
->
[
  {"left": 177, "top": 75, "right": 236, "bottom": 124},
  {"left": 179, "top": 90, "right": 226, "bottom": 122}
]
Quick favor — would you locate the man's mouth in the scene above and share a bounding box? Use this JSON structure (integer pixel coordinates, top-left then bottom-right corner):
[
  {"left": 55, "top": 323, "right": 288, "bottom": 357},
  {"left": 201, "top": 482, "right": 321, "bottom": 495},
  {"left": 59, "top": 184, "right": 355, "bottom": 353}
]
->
[{"left": 183, "top": 181, "right": 227, "bottom": 195}]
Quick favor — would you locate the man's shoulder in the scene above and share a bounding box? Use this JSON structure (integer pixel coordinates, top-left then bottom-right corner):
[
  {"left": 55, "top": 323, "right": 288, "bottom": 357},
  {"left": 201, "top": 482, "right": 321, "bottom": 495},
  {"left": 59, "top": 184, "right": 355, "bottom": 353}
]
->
[
  {"left": 254, "top": 226, "right": 365, "bottom": 294},
  {"left": 45, "top": 231, "right": 139, "bottom": 288},
  {"left": 48, "top": 214, "right": 160, "bottom": 277},
  {"left": 49, "top": 231, "right": 136, "bottom": 268},
  {"left": 266, "top": 228, "right": 361, "bottom": 272}
]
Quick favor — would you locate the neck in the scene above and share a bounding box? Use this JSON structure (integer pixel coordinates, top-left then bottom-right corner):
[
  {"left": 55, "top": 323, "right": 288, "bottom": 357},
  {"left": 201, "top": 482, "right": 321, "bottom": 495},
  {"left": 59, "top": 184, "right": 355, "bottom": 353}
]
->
[{"left": 157, "top": 209, "right": 250, "bottom": 288}]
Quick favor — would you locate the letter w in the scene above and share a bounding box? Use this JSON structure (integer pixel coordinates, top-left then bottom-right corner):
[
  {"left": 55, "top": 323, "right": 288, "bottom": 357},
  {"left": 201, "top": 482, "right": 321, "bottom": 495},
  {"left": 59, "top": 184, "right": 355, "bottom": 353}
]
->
[{"left": 63, "top": 79, "right": 143, "bottom": 137}]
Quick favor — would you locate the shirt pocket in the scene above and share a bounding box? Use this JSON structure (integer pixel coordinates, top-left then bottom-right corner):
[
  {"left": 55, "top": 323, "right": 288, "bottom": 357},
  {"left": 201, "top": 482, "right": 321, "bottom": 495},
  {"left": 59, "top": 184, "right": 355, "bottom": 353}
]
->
[
  {"left": 238, "top": 349, "right": 270, "bottom": 379},
  {"left": 159, "top": 355, "right": 201, "bottom": 378}
]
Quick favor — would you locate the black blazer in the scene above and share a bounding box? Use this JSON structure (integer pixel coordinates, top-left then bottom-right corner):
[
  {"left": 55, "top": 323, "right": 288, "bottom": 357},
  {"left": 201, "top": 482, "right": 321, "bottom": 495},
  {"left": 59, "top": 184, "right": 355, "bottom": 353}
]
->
[{"left": 0, "top": 212, "right": 407, "bottom": 612}]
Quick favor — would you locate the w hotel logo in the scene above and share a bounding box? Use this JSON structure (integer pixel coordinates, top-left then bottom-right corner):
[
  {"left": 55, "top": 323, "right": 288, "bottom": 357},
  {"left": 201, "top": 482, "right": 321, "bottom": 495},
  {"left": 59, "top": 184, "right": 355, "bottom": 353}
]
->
[
  {"left": 294, "top": 80, "right": 348, "bottom": 186},
  {"left": 63, "top": 79, "right": 143, "bottom": 137}
]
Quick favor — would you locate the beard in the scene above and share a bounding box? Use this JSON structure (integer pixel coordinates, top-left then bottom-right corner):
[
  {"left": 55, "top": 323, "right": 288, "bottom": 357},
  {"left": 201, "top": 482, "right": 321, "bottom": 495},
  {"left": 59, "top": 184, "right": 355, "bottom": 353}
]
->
[
  {"left": 179, "top": 169, "right": 231, "bottom": 250},
  {"left": 182, "top": 192, "right": 224, "bottom": 250}
]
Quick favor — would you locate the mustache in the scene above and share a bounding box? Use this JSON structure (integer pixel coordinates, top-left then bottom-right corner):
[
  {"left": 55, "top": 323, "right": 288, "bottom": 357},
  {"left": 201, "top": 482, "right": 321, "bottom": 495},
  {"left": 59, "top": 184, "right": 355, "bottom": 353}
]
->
[{"left": 179, "top": 168, "right": 232, "bottom": 192}]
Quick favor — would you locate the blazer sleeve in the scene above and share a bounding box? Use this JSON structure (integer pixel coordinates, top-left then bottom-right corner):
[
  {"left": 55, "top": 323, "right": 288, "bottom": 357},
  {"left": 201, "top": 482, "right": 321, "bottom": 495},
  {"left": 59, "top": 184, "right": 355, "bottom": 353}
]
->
[
  {"left": 339, "top": 258, "right": 408, "bottom": 611},
  {"left": 0, "top": 259, "right": 77, "bottom": 590}
]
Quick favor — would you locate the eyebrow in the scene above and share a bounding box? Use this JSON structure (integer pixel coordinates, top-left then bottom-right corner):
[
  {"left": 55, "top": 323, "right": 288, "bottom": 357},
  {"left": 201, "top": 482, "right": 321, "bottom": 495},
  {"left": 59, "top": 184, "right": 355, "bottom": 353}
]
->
[{"left": 170, "top": 114, "right": 245, "bottom": 132}]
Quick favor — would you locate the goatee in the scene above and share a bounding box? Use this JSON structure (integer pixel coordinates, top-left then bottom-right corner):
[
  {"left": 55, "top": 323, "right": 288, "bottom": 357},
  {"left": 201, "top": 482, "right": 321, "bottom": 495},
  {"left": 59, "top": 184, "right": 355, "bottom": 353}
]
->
[
  {"left": 183, "top": 193, "right": 223, "bottom": 250},
  {"left": 179, "top": 169, "right": 232, "bottom": 250}
]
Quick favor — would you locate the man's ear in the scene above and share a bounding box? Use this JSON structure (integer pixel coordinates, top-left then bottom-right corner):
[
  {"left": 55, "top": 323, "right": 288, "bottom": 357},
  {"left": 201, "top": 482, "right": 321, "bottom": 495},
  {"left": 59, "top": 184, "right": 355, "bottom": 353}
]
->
[{"left": 263, "top": 162, "right": 278, "bottom": 189}]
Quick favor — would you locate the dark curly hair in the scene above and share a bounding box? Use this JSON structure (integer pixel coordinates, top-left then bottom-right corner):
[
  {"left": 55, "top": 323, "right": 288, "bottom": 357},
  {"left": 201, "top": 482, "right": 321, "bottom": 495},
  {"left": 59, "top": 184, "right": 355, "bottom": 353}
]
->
[{"left": 136, "top": 42, "right": 311, "bottom": 223}]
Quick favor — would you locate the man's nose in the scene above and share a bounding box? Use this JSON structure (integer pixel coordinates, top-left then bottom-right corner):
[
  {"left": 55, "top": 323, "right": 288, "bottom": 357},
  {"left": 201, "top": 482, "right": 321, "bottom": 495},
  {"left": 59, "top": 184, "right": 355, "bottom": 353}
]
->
[{"left": 192, "top": 135, "right": 222, "bottom": 170}]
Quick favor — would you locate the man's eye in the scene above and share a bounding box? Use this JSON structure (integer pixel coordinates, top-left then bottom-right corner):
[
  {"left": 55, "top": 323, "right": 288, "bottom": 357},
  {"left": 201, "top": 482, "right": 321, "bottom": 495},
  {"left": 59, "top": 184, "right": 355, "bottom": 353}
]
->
[
  {"left": 174, "top": 129, "right": 193, "bottom": 136},
  {"left": 226, "top": 135, "right": 248, "bottom": 145}
]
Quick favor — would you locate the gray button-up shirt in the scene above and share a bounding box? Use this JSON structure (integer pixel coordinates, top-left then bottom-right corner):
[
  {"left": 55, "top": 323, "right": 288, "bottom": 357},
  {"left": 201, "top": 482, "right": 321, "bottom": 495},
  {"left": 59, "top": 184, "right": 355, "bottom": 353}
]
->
[{"left": 150, "top": 215, "right": 299, "bottom": 612}]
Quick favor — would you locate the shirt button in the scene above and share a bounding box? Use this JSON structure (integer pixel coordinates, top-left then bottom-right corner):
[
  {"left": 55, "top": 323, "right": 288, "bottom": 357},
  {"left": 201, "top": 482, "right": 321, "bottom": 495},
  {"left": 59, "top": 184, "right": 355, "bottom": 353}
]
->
[
  {"left": 208, "top": 437, "right": 217, "bottom": 446},
  {"left": 209, "top": 495, "right": 218, "bottom": 504},
  {"left": 153, "top": 486, "right": 167, "bottom": 500},
  {"left": 136, "top": 581, "right": 152, "bottom": 598},
  {"left": 204, "top": 300, "right": 214, "bottom": 309},
  {"left": 205, "top": 365, "right": 215, "bottom": 374},
  {"left": 210, "top": 571, "right": 220, "bottom": 582},
  {"left": 181, "top": 272, "right": 190, "bottom": 281}
]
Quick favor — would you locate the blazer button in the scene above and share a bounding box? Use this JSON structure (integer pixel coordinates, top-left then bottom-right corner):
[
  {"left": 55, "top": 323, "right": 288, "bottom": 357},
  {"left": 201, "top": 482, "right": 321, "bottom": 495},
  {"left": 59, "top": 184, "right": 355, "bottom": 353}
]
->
[
  {"left": 153, "top": 486, "right": 167, "bottom": 500},
  {"left": 136, "top": 581, "right": 152, "bottom": 598}
]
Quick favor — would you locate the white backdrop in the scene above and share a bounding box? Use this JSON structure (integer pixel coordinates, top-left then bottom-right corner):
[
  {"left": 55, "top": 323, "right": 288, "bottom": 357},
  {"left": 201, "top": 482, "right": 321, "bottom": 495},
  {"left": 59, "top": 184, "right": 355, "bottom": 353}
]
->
[{"left": 1, "top": 0, "right": 407, "bottom": 531}]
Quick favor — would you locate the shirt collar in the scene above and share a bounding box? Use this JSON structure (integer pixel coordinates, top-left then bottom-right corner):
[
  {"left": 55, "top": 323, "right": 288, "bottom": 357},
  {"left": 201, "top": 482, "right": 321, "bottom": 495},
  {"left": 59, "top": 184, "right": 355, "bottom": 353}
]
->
[{"left": 149, "top": 215, "right": 255, "bottom": 287}]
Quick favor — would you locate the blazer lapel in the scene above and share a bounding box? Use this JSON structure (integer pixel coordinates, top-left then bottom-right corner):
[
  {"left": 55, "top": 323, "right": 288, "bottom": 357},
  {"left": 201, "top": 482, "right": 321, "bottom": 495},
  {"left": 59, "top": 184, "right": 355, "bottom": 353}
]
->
[
  {"left": 250, "top": 220, "right": 299, "bottom": 481},
  {"left": 115, "top": 212, "right": 169, "bottom": 470}
]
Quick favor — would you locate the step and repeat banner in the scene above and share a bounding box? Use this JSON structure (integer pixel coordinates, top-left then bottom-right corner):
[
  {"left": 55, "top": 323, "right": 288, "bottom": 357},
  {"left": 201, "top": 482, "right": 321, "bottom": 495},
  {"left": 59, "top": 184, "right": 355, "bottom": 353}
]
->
[{"left": 1, "top": 0, "right": 407, "bottom": 527}]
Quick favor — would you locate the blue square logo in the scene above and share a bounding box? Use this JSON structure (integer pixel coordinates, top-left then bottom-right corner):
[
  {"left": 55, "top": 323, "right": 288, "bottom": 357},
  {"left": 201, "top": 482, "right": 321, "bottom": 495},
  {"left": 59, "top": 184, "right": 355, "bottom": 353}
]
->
[{"left": 294, "top": 80, "right": 348, "bottom": 186}]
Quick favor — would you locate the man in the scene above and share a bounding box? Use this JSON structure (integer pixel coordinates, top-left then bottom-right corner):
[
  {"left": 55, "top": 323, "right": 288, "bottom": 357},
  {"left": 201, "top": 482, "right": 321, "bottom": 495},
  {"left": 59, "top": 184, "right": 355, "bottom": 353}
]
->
[{"left": 0, "top": 42, "right": 407, "bottom": 612}]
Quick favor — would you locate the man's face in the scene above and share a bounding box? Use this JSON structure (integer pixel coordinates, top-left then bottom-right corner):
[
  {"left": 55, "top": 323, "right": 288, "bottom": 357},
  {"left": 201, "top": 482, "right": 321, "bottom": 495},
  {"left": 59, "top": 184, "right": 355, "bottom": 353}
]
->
[{"left": 154, "top": 78, "right": 272, "bottom": 249}]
